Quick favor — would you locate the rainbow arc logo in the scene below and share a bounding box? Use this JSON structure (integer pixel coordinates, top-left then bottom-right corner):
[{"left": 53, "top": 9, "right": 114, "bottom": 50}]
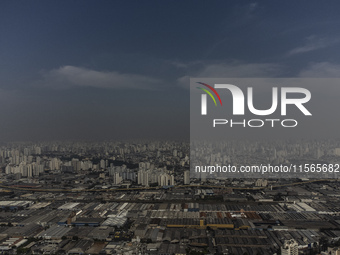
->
[
  {"left": 196, "top": 82, "right": 222, "bottom": 115},
  {"left": 196, "top": 82, "right": 222, "bottom": 106}
]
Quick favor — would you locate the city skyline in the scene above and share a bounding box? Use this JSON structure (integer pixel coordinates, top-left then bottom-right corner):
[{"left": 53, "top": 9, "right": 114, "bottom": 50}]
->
[
  {"left": 0, "top": 139, "right": 339, "bottom": 254},
  {"left": 2, "top": 2, "right": 340, "bottom": 254}
]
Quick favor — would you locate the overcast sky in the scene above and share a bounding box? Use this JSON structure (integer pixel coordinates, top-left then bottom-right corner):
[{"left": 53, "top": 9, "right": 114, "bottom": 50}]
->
[{"left": 1, "top": 1, "right": 340, "bottom": 141}]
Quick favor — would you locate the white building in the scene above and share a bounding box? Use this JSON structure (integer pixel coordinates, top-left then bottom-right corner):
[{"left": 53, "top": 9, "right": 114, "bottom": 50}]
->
[
  {"left": 158, "top": 173, "right": 175, "bottom": 186},
  {"left": 113, "top": 172, "right": 123, "bottom": 185},
  {"left": 138, "top": 170, "right": 149, "bottom": 187},
  {"left": 281, "top": 239, "right": 298, "bottom": 255}
]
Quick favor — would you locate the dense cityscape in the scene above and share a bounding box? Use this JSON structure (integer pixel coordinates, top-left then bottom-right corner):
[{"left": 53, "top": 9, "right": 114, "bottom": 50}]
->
[
  {"left": 2, "top": 1, "right": 340, "bottom": 254},
  {"left": 0, "top": 141, "right": 339, "bottom": 254}
]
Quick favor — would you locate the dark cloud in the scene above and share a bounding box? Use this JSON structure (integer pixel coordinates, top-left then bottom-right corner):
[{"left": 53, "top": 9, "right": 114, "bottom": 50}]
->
[{"left": 1, "top": 1, "right": 340, "bottom": 141}]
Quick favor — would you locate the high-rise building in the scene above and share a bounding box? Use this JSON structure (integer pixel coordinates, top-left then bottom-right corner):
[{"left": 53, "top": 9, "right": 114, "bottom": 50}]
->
[
  {"left": 139, "top": 162, "right": 146, "bottom": 171},
  {"left": 138, "top": 170, "right": 149, "bottom": 187},
  {"left": 113, "top": 172, "right": 122, "bottom": 185},
  {"left": 184, "top": 170, "right": 190, "bottom": 185},
  {"left": 255, "top": 179, "right": 268, "bottom": 187},
  {"left": 35, "top": 147, "right": 41, "bottom": 155},
  {"left": 100, "top": 159, "right": 106, "bottom": 169},
  {"left": 281, "top": 239, "right": 298, "bottom": 255},
  {"left": 158, "top": 174, "right": 167, "bottom": 186},
  {"left": 27, "top": 164, "right": 33, "bottom": 178},
  {"left": 71, "top": 159, "right": 81, "bottom": 171},
  {"left": 158, "top": 173, "right": 175, "bottom": 186},
  {"left": 335, "top": 148, "right": 340, "bottom": 156},
  {"left": 49, "top": 158, "right": 60, "bottom": 170},
  {"left": 108, "top": 166, "right": 115, "bottom": 176}
]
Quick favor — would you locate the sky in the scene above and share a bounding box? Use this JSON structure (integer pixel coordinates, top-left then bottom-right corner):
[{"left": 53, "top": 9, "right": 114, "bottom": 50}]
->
[{"left": 1, "top": 1, "right": 340, "bottom": 141}]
